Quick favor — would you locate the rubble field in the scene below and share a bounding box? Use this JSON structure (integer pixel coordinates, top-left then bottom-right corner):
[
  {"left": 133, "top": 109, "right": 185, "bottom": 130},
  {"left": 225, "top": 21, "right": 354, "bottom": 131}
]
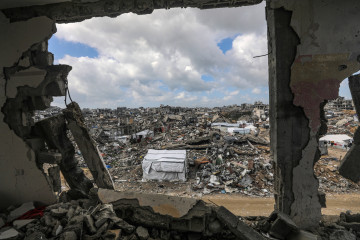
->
[{"left": 38, "top": 102, "right": 359, "bottom": 198}]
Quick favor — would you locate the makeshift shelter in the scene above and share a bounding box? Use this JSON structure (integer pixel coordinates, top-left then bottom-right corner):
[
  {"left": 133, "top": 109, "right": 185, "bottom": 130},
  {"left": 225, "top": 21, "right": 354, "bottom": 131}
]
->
[
  {"left": 142, "top": 149, "right": 187, "bottom": 181},
  {"left": 319, "top": 134, "right": 353, "bottom": 149}
]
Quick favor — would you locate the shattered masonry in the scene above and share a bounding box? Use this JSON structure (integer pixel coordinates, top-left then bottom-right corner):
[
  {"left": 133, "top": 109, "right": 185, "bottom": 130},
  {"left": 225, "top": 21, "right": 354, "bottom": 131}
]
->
[{"left": 2, "top": 0, "right": 360, "bottom": 239}]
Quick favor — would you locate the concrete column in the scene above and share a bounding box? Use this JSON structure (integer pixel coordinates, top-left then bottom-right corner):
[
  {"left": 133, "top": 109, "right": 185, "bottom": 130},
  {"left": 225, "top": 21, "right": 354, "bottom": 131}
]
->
[
  {"left": 266, "top": 5, "right": 320, "bottom": 229},
  {"left": 267, "top": 0, "right": 360, "bottom": 229}
]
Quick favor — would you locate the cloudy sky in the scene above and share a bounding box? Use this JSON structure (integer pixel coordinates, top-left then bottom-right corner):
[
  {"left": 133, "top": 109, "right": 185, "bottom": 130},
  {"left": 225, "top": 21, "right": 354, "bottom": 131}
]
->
[{"left": 49, "top": 2, "right": 351, "bottom": 108}]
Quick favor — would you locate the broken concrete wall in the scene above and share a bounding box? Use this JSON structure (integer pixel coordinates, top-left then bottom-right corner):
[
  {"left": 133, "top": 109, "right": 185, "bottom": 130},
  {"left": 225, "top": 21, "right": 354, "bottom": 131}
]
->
[
  {"left": 2, "top": 0, "right": 262, "bottom": 23},
  {"left": 0, "top": 12, "right": 75, "bottom": 209},
  {"left": 268, "top": 0, "right": 360, "bottom": 229},
  {"left": 0, "top": 13, "right": 57, "bottom": 209}
]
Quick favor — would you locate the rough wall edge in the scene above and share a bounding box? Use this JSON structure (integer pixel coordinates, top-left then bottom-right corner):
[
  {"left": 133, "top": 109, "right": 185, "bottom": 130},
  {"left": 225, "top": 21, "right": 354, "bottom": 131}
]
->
[{"left": 2, "top": 0, "right": 263, "bottom": 23}]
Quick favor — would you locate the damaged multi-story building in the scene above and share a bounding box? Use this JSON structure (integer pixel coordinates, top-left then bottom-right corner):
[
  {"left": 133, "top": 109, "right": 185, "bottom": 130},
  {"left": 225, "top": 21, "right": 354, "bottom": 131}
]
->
[{"left": 2, "top": 0, "right": 360, "bottom": 239}]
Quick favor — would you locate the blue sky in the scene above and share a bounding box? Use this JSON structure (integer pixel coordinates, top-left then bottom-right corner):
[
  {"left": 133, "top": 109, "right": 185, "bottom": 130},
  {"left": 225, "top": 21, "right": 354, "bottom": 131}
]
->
[{"left": 49, "top": 5, "right": 351, "bottom": 109}]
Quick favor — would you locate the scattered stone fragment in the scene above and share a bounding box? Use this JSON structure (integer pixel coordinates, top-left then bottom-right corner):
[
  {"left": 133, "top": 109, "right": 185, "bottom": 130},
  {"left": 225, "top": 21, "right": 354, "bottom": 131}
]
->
[
  {"left": 59, "top": 231, "right": 77, "bottom": 240},
  {"left": 84, "top": 215, "right": 97, "bottom": 234},
  {"left": 0, "top": 228, "right": 19, "bottom": 239},
  {"left": 50, "top": 208, "right": 68, "bottom": 218},
  {"left": 329, "top": 230, "right": 356, "bottom": 240},
  {"left": 24, "top": 232, "right": 47, "bottom": 240},
  {"left": 7, "top": 202, "right": 34, "bottom": 222},
  {"left": 216, "top": 206, "right": 266, "bottom": 240},
  {"left": 13, "top": 219, "right": 35, "bottom": 229},
  {"left": 208, "top": 220, "right": 222, "bottom": 234},
  {"left": 293, "top": 230, "right": 319, "bottom": 240},
  {"left": 136, "top": 226, "right": 149, "bottom": 240},
  {"left": 269, "top": 212, "right": 299, "bottom": 239},
  {"left": 339, "top": 222, "right": 360, "bottom": 232}
]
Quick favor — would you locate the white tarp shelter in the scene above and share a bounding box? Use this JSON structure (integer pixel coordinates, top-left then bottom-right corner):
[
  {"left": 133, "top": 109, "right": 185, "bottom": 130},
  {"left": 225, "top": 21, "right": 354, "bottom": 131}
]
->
[
  {"left": 319, "top": 134, "right": 353, "bottom": 149},
  {"left": 227, "top": 128, "right": 250, "bottom": 134},
  {"left": 142, "top": 149, "right": 187, "bottom": 181}
]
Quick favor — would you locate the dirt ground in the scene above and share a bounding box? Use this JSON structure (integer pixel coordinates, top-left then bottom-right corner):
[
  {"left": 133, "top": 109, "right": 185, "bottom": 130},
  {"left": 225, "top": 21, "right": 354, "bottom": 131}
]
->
[
  {"left": 203, "top": 193, "right": 360, "bottom": 216},
  {"left": 325, "top": 147, "right": 348, "bottom": 161}
]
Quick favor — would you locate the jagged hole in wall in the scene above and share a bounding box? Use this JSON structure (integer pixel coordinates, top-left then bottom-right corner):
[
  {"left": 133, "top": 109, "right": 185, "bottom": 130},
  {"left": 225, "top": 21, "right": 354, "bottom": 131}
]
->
[
  {"left": 34, "top": 6, "right": 279, "bottom": 214},
  {"left": 316, "top": 76, "right": 360, "bottom": 203}
]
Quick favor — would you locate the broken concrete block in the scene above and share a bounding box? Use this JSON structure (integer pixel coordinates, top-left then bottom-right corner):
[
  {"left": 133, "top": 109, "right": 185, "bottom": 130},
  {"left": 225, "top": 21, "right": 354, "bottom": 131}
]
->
[
  {"left": 113, "top": 218, "right": 135, "bottom": 234},
  {"left": 24, "top": 232, "right": 47, "bottom": 240},
  {"left": 84, "top": 215, "right": 97, "bottom": 234},
  {"left": 208, "top": 219, "right": 222, "bottom": 234},
  {"left": 43, "top": 213, "right": 55, "bottom": 227},
  {"left": 18, "top": 57, "right": 31, "bottom": 68},
  {"left": 13, "top": 219, "right": 35, "bottom": 229},
  {"left": 63, "top": 102, "right": 114, "bottom": 190},
  {"left": 59, "top": 231, "right": 77, "bottom": 240},
  {"left": 215, "top": 206, "right": 238, "bottom": 229},
  {"left": 6, "top": 67, "right": 46, "bottom": 98},
  {"left": 35, "top": 115, "right": 93, "bottom": 197},
  {"left": 66, "top": 207, "right": 75, "bottom": 220},
  {"left": 318, "top": 192, "right": 326, "bottom": 208},
  {"left": 339, "top": 222, "right": 360, "bottom": 231},
  {"left": 7, "top": 202, "right": 34, "bottom": 222},
  {"left": 292, "top": 230, "right": 319, "bottom": 240},
  {"left": 345, "top": 213, "right": 360, "bottom": 223},
  {"left": 37, "top": 151, "right": 62, "bottom": 164},
  {"left": 339, "top": 140, "right": 360, "bottom": 183},
  {"left": 269, "top": 212, "right": 299, "bottom": 240},
  {"left": 215, "top": 206, "right": 266, "bottom": 240},
  {"left": 136, "top": 226, "right": 149, "bottom": 240},
  {"left": 54, "top": 224, "right": 63, "bottom": 236},
  {"left": 0, "top": 228, "right": 19, "bottom": 239},
  {"left": 48, "top": 165, "right": 61, "bottom": 192},
  {"left": 329, "top": 230, "right": 356, "bottom": 240},
  {"left": 50, "top": 208, "right": 68, "bottom": 218},
  {"left": 64, "top": 215, "right": 84, "bottom": 237}
]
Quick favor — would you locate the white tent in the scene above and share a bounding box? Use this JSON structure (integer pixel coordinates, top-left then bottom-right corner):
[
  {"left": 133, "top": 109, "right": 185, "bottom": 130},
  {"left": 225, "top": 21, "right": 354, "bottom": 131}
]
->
[
  {"left": 142, "top": 149, "right": 187, "bottom": 181},
  {"left": 319, "top": 134, "right": 353, "bottom": 149}
]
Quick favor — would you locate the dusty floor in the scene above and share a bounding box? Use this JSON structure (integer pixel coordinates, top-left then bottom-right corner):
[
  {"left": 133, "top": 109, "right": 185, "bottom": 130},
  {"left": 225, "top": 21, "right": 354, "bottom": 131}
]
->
[{"left": 203, "top": 193, "right": 360, "bottom": 216}]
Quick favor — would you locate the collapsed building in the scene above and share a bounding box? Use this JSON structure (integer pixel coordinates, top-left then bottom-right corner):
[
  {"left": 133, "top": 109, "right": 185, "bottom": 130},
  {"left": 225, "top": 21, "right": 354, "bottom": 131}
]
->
[{"left": 2, "top": 0, "right": 360, "bottom": 239}]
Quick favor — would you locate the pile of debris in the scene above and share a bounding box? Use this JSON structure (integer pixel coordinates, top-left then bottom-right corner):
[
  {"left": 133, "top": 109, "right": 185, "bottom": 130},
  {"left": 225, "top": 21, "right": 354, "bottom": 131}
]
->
[
  {"left": 2, "top": 188, "right": 360, "bottom": 240},
  {"left": 0, "top": 188, "right": 267, "bottom": 240},
  {"left": 315, "top": 157, "right": 360, "bottom": 193},
  {"left": 252, "top": 210, "right": 359, "bottom": 240}
]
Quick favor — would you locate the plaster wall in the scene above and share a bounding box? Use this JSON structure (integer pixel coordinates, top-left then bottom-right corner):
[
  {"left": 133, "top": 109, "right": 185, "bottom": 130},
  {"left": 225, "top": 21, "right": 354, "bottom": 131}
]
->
[
  {"left": 0, "top": 13, "right": 57, "bottom": 209},
  {"left": 269, "top": 0, "right": 360, "bottom": 228}
]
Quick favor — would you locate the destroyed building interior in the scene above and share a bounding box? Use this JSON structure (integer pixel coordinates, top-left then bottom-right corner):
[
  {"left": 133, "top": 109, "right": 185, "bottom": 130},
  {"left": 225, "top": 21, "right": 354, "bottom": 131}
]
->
[{"left": 1, "top": 0, "right": 360, "bottom": 239}]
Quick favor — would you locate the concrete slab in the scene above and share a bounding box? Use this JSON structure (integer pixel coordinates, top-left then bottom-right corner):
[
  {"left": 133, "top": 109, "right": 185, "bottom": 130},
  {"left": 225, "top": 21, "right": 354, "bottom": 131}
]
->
[{"left": 98, "top": 188, "right": 198, "bottom": 218}]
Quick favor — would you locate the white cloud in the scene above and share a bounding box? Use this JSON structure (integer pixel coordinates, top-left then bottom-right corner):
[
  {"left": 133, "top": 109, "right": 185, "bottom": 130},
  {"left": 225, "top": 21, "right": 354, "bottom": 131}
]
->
[
  {"left": 252, "top": 87, "right": 261, "bottom": 94},
  {"left": 52, "top": 3, "right": 267, "bottom": 108}
]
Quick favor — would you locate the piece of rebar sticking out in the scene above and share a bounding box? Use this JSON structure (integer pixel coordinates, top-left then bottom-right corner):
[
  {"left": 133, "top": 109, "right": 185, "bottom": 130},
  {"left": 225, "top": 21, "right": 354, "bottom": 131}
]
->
[
  {"left": 339, "top": 74, "right": 360, "bottom": 182},
  {"left": 63, "top": 102, "right": 114, "bottom": 190},
  {"left": 35, "top": 114, "right": 93, "bottom": 198}
]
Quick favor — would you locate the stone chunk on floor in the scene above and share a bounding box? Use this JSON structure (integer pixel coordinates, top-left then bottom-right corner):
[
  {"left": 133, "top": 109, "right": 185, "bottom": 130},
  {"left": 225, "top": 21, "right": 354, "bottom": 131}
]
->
[
  {"left": 216, "top": 206, "right": 266, "bottom": 240},
  {"left": 136, "top": 226, "right": 149, "bottom": 240},
  {"left": 0, "top": 228, "right": 19, "bottom": 239},
  {"left": 269, "top": 212, "right": 299, "bottom": 239}
]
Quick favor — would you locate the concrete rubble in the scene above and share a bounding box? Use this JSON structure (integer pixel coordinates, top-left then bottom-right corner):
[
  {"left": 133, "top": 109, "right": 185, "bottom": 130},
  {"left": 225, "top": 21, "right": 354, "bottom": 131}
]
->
[
  {"left": 2, "top": 0, "right": 360, "bottom": 237},
  {"left": 33, "top": 102, "right": 360, "bottom": 197},
  {"left": 1, "top": 188, "right": 360, "bottom": 239},
  {"left": 0, "top": 188, "right": 269, "bottom": 240}
]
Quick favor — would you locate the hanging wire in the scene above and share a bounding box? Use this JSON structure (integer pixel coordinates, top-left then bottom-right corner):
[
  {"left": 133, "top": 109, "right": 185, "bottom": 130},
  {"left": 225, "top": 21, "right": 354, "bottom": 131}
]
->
[{"left": 64, "top": 79, "right": 74, "bottom": 106}]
